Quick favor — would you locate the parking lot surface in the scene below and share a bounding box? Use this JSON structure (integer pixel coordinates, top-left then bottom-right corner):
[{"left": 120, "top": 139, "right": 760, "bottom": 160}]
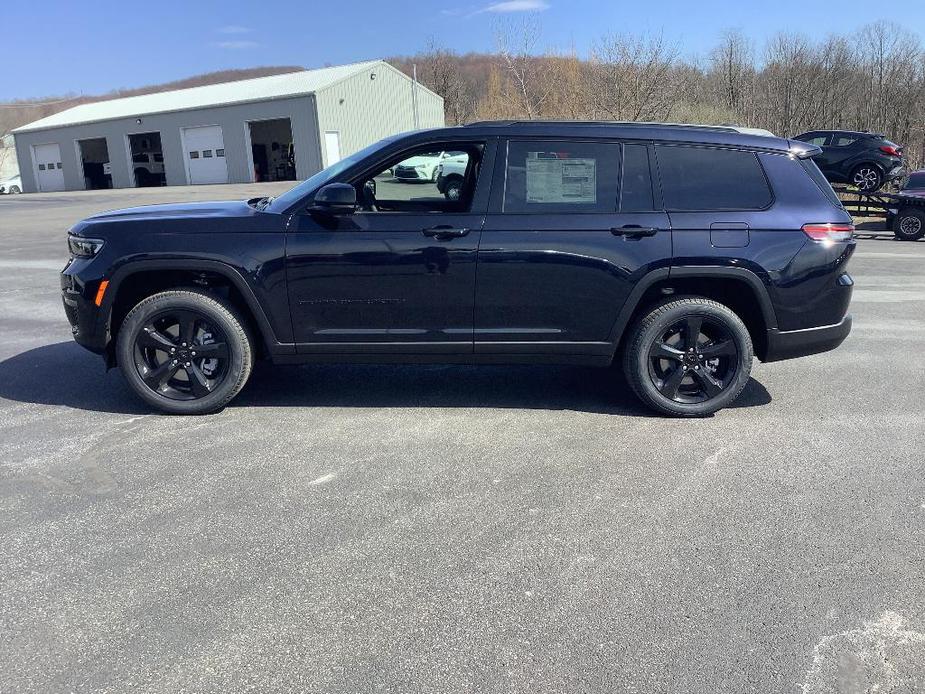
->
[{"left": 1, "top": 185, "right": 924, "bottom": 693}]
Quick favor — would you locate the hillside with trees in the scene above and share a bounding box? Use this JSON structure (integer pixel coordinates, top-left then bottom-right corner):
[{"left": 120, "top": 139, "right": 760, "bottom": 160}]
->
[{"left": 392, "top": 19, "right": 925, "bottom": 167}]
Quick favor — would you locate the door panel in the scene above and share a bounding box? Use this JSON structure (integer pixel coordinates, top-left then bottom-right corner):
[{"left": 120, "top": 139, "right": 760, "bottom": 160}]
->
[
  {"left": 287, "top": 212, "right": 482, "bottom": 353},
  {"left": 475, "top": 211, "right": 671, "bottom": 350}
]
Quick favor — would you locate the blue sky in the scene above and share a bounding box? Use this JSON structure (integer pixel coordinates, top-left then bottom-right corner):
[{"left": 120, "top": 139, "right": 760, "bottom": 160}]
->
[{"left": 2, "top": 0, "right": 923, "bottom": 100}]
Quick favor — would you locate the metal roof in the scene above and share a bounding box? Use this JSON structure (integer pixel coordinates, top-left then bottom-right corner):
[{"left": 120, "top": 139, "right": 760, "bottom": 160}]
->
[{"left": 13, "top": 60, "right": 385, "bottom": 134}]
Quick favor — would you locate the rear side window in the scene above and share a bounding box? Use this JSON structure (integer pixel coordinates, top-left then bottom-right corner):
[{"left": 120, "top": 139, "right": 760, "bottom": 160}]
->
[
  {"left": 800, "top": 158, "right": 843, "bottom": 207},
  {"left": 656, "top": 146, "right": 773, "bottom": 211},
  {"left": 831, "top": 135, "right": 858, "bottom": 147},
  {"left": 504, "top": 140, "right": 620, "bottom": 213}
]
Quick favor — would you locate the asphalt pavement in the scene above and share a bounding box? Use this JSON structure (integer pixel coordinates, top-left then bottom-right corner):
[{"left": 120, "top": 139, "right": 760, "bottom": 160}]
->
[{"left": 1, "top": 184, "right": 923, "bottom": 693}]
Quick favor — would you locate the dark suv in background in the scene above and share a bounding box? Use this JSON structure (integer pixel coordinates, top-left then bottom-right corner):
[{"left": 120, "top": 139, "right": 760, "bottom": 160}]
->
[
  {"left": 61, "top": 121, "right": 855, "bottom": 417},
  {"left": 793, "top": 129, "right": 905, "bottom": 192}
]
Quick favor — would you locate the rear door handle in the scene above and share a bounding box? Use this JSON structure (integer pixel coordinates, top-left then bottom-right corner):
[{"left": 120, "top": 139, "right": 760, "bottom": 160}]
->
[
  {"left": 611, "top": 225, "right": 659, "bottom": 238},
  {"left": 422, "top": 226, "right": 470, "bottom": 239}
]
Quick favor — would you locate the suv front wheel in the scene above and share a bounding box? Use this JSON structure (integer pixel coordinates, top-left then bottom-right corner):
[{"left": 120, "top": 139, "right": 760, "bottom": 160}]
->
[
  {"left": 117, "top": 290, "right": 253, "bottom": 414},
  {"left": 623, "top": 298, "right": 753, "bottom": 417}
]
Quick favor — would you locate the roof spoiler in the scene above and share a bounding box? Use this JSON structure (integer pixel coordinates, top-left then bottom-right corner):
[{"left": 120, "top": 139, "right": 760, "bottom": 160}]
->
[{"left": 789, "top": 140, "right": 822, "bottom": 159}]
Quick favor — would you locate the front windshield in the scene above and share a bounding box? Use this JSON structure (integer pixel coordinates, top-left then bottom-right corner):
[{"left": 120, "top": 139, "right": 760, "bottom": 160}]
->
[{"left": 266, "top": 134, "right": 403, "bottom": 212}]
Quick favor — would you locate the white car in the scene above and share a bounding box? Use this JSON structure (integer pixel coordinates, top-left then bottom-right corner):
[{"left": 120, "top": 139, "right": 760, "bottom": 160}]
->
[
  {"left": 393, "top": 151, "right": 466, "bottom": 182},
  {"left": 436, "top": 159, "right": 468, "bottom": 200},
  {"left": 0, "top": 174, "right": 21, "bottom": 194}
]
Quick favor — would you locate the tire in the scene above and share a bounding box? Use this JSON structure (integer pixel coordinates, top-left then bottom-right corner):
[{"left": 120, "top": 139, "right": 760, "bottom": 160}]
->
[
  {"left": 622, "top": 298, "right": 753, "bottom": 417},
  {"left": 8, "top": 186, "right": 20, "bottom": 195},
  {"left": 116, "top": 290, "right": 253, "bottom": 414},
  {"left": 851, "top": 164, "right": 883, "bottom": 192},
  {"left": 893, "top": 207, "right": 925, "bottom": 241},
  {"left": 443, "top": 178, "right": 464, "bottom": 201}
]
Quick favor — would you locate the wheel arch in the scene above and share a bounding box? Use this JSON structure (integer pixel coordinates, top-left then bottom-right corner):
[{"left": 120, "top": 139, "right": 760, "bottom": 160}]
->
[
  {"left": 101, "top": 259, "right": 284, "bottom": 365},
  {"left": 609, "top": 266, "right": 778, "bottom": 361}
]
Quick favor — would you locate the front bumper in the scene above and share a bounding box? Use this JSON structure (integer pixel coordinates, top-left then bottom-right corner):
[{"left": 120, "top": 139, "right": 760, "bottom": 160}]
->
[
  {"left": 61, "top": 268, "right": 108, "bottom": 354},
  {"left": 763, "top": 313, "right": 852, "bottom": 363}
]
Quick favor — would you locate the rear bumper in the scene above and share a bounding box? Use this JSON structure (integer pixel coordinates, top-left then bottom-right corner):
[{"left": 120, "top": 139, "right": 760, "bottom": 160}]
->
[{"left": 763, "top": 313, "right": 852, "bottom": 363}]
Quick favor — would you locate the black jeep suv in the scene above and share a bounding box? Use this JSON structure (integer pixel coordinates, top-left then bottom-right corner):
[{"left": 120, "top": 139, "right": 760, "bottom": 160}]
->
[
  {"left": 62, "top": 121, "right": 855, "bottom": 417},
  {"left": 792, "top": 129, "right": 905, "bottom": 192}
]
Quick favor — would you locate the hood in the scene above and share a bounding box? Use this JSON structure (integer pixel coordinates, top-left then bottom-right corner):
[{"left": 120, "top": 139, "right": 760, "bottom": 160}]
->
[{"left": 85, "top": 200, "right": 253, "bottom": 222}]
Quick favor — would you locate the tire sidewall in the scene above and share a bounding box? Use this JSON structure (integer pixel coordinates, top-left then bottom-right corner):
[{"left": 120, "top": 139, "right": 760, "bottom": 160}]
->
[
  {"left": 117, "top": 291, "right": 250, "bottom": 414},
  {"left": 624, "top": 300, "right": 753, "bottom": 417}
]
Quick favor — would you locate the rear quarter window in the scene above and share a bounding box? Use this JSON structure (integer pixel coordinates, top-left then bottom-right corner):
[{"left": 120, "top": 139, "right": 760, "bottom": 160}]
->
[
  {"left": 656, "top": 146, "right": 773, "bottom": 211},
  {"left": 800, "top": 158, "right": 843, "bottom": 208}
]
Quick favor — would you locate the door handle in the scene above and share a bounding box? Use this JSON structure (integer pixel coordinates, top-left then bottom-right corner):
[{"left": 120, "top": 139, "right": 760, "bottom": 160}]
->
[
  {"left": 422, "top": 226, "right": 470, "bottom": 239},
  {"left": 611, "top": 225, "right": 659, "bottom": 238}
]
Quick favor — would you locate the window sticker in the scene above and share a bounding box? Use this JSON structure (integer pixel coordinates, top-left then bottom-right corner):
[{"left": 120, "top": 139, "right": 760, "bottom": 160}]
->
[{"left": 525, "top": 153, "right": 597, "bottom": 204}]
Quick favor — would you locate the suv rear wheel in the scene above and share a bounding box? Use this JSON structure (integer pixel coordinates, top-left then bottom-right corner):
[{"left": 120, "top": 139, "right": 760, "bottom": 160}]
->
[
  {"left": 851, "top": 164, "right": 883, "bottom": 192},
  {"left": 117, "top": 290, "right": 253, "bottom": 414},
  {"left": 894, "top": 208, "right": 925, "bottom": 241},
  {"left": 623, "top": 298, "right": 753, "bottom": 417}
]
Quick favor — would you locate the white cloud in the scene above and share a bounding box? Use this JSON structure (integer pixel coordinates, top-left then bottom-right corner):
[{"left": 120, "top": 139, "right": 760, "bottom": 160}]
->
[
  {"left": 476, "top": 0, "right": 550, "bottom": 12},
  {"left": 214, "top": 40, "right": 259, "bottom": 49},
  {"left": 216, "top": 25, "right": 252, "bottom": 34}
]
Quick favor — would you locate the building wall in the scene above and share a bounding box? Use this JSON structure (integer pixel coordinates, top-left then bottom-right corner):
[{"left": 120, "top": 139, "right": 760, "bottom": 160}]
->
[
  {"left": 314, "top": 63, "right": 445, "bottom": 168},
  {"left": 12, "top": 95, "right": 322, "bottom": 193}
]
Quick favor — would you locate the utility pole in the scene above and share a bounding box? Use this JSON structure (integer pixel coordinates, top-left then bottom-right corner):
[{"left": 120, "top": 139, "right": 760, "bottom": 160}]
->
[{"left": 412, "top": 63, "right": 420, "bottom": 130}]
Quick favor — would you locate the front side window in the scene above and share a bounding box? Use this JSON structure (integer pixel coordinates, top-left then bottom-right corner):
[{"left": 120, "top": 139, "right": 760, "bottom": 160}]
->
[
  {"left": 504, "top": 140, "right": 620, "bottom": 214},
  {"left": 656, "top": 146, "right": 772, "bottom": 211},
  {"left": 354, "top": 144, "right": 482, "bottom": 213}
]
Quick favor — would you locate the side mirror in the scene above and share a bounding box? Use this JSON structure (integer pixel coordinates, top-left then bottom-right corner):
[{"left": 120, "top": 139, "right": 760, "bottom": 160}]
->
[{"left": 311, "top": 183, "right": 357, "bottom": 214}]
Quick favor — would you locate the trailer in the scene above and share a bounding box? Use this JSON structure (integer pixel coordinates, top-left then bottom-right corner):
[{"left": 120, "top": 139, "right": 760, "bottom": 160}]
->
[{"left": 838, "top": 188, "right": 925, "bottom": 241}]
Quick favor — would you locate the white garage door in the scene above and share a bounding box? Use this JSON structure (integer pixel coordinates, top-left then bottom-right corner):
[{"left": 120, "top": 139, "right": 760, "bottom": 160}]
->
[
  {"left": 33, "top": 143, "right": 65, "bottom": 192},
  {"left": 182, "top": 126, "right": 228, "bottom": 185}
]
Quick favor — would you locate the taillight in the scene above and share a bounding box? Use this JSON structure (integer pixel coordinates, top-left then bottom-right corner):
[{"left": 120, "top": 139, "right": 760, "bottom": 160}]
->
[
  {"left": 803, "top": 223, "right": 854, "bottom": 243},
  {"left": 880, "top": 145, "right": 902, "bottom": 156}
]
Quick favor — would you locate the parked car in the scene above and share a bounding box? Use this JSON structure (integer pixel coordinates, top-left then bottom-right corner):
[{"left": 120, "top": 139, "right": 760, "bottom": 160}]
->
[
  {"left": 792, "top": 130, "right": 905, "bottom": 192},
  {"left": 393, "top": 150, "right": 464, "bottom": 182},
  {"left": 0, "top": 174, "right": 21, "bottom": 194},
  {"left": 61, "top": 121, "right": 855, "bottom": 417},
  {"left": 436, "top": 158, "right": 467, "bottom": 200},
  {"left": 899, "top": 169, "right": 925, "bottom": 196},
  {"left": 885, "top": 169, "right": 925, "bottom": 241}
]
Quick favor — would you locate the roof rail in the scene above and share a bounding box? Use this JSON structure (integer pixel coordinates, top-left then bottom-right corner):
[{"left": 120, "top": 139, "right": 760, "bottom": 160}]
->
[{"left": 463, "top": 120, "right": 774, "bottom": 136}]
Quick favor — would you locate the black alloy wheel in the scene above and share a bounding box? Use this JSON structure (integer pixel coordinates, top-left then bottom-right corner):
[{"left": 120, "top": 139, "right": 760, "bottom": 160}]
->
[
  {"left": 623, "top": 298, "right": 753, "bottom": 417},
  {"left": 647, "top": 315, "right": 737, "bottom": 404},
  {"left": 117, "top": 290, "right": 252, "bottom": 414},
  {"left": 133, "top": 310, "right": 230, "bottom": 401}
]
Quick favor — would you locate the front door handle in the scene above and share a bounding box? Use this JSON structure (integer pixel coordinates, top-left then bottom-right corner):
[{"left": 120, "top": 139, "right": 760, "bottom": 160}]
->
[
  {"left": 422, "top": 226, "right": 470, "bottom": 240},
  {"left": 611, "top": 225, "right": 659, "bottom": 238}
]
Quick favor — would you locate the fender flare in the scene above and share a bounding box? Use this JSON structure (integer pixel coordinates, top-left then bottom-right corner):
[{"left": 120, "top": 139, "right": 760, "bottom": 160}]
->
[
  {"left": 100, "top": 258, "right": 291, "bottom": 355},
  {"left": 608, "top": 265, "right": 779, "bottom": 346}
]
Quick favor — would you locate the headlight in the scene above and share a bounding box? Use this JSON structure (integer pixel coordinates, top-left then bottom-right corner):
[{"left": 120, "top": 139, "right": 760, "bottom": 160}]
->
[{"left": 68, "top": 234, "right": 105, "bottom": 258}]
